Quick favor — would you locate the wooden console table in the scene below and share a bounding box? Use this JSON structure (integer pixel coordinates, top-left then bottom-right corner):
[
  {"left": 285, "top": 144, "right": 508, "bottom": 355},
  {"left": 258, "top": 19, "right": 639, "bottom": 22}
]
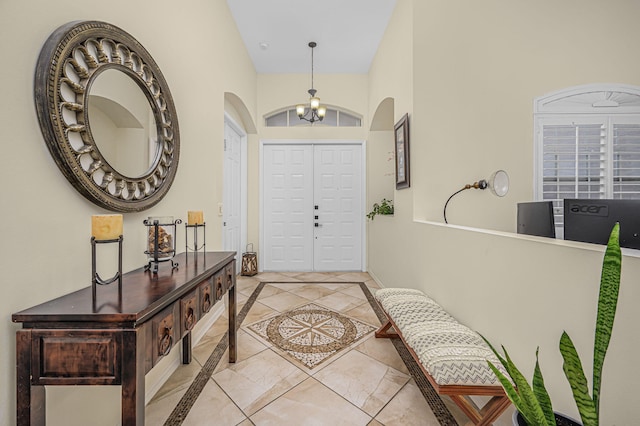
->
[{"left": 13, "top": 251, "right": 236, "bottom": 426}]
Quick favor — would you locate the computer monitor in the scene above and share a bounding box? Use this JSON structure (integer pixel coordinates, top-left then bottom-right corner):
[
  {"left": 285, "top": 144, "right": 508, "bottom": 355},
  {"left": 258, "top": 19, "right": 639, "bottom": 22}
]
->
[
  {"left": 517, "top": 201, "right": 556, "bottom": 238},
  {"left": 563, "top": 199, "right": 640, "bottom": 249}
]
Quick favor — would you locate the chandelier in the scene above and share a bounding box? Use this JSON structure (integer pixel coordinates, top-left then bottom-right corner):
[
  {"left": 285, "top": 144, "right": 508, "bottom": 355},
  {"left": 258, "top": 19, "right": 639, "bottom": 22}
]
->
[{"left": 296, "top": 42, "right": 326, "bottom": 123}]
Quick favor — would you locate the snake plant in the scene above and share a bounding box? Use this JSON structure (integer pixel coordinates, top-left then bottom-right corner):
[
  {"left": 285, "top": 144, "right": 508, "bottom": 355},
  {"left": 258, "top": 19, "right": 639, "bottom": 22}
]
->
[{"left": 484, "top": 223, "right": 621, "bottom": 426}]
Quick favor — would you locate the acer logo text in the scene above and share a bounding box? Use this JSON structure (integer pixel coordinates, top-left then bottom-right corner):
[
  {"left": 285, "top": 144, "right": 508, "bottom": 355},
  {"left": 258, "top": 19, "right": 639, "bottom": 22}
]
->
[{"left": 569, "top": 203, "right": 609, "bottom": 217}]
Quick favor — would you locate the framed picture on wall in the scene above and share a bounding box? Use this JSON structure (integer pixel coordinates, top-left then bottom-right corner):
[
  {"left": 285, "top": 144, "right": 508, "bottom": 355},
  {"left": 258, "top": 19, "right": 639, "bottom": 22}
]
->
[{"left": 394, "top": 113, "right": 410, "bottom": 189}]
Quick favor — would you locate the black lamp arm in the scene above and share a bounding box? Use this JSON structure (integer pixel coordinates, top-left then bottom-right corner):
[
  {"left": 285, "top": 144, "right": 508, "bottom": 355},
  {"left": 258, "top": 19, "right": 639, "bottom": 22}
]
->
[
  {"left": 443, "top": 180, "right": 488, "bottom": 224},
  {"left": 443, "top": 187, "right": 469, "bottom": 224}
]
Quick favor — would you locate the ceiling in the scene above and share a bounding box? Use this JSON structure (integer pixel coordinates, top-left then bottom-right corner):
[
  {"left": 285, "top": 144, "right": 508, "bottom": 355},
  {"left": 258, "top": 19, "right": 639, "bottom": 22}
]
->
[{"left": 226, "top": 0, "right": 397, "bottom": 74}]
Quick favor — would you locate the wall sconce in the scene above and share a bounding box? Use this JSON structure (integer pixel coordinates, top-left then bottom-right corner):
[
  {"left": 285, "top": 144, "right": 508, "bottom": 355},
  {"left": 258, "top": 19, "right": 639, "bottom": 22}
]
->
[{"left": 443, "top": 170, "right": 509, "bottom": 224}]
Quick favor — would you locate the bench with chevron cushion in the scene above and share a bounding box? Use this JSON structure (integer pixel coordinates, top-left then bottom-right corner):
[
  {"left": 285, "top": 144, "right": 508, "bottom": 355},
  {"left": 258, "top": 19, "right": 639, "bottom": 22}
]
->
[{"left": 374, "top": 288, "right": 511, "bottom": 425}]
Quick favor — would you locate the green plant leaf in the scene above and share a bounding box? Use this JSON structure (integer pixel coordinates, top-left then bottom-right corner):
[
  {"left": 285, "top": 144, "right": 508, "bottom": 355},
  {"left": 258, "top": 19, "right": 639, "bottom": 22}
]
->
[
  {"left": 482, "top": 335, "right": 554, "bottom": 425},
  {"left": 593, "top": 223, "right": 621, "bottom": 416},
  {"left": 487, "top": 361, "right": 533, "bottom": 424},
  {"left": 532, "top": 348, "right": 555, "bottom": 426},
  {"left": 481, "top": 336, "right": 509, "bottom": 372},
  {"left": 560, "top": 332, "right": 597, "bottom": 426},
  {"left": 503, "top": 348, "right": 552, "bottom": 426},
  {"left": 366, "top": 199, "right": 393, "bottom": 220}
]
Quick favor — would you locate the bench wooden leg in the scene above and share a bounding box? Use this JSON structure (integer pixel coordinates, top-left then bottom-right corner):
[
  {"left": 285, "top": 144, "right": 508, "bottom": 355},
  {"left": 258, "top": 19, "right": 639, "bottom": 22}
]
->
[
  {"left": 374, "top": 319, "right": 399, "bottom": 338},
  {"left": 449, "top": 394, "right": 511, "bottom": 426}
]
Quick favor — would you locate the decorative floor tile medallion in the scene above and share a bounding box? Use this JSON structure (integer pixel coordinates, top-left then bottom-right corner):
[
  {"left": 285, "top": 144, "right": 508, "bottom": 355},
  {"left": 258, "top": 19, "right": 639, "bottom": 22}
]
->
[{"left": 248, "top": 303, "right": 376, "bottom": 368}]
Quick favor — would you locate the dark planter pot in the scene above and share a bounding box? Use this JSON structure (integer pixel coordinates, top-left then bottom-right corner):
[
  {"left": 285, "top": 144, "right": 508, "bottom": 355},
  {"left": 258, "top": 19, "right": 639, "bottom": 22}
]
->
[{"left": 513, "top": 411, "right": 582, "bottom": 426}]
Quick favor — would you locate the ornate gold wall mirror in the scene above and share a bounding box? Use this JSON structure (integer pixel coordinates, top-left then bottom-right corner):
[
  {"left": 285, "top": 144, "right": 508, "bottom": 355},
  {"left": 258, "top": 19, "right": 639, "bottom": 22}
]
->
[{"left": 35, "top": 21, "right": 180, "bottom": 212}]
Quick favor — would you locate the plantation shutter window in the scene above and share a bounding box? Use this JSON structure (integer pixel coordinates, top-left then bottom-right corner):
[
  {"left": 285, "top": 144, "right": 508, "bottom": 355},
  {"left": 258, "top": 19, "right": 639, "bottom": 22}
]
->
[
  {"left": 541, "top": 122, "right": 606, "bottom": 227},
  {"left": 534, "top": 84, "right": 640, "bottom": 236}
]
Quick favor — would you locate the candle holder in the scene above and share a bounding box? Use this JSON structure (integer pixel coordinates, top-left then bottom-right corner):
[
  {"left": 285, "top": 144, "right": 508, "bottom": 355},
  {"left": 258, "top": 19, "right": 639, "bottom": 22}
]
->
[
  {"left": 144, "top": 217, "right": 181, "bottom": 274},
  {"left": 91, "top": 235, "right": 123, "bottom": 309},
  {"left": 185, "top": 222, "right": 206, "bottom": 254}
]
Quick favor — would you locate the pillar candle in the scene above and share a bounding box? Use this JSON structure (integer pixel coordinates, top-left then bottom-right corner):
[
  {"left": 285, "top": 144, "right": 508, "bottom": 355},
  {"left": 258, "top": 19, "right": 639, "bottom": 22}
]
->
[
  {"left": 92, "top": 214, "right": 123, "bottom": 240},
  {"left": 187, "top": 210, "right": 204, "bottom": 225}
]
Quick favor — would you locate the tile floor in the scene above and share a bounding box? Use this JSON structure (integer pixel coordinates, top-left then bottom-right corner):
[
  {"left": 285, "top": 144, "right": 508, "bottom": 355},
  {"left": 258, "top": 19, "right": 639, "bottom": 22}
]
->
[{"left": 145, "top": 272, "right": 514, "bottom": 425}]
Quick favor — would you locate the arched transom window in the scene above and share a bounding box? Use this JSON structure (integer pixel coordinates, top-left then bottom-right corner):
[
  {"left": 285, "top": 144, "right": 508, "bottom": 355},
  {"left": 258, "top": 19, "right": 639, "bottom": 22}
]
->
[{"left": 265, "top": 106, "right": 362, "bottom": 127}]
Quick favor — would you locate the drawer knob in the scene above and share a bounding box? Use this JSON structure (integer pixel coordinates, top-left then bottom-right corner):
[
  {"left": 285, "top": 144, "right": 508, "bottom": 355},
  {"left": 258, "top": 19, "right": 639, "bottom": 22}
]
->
[
  {"left": 216, "top": 278, "right": 224, "bottom": 300},
  {"left": 202, "top": 293, "right": 211, "bottom": 313},
  {"left": 159, "top": 328, "right": 173, "bottom": 356},
  {"left": 184, "top": 308, "right": 195, "bottom": 330}
]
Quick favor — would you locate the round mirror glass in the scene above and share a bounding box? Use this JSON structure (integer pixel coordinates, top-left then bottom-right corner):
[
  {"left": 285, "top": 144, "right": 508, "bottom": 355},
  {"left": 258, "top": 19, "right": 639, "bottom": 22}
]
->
[{"left": 88, "top": 69, "right": 159, "bottom": 178}]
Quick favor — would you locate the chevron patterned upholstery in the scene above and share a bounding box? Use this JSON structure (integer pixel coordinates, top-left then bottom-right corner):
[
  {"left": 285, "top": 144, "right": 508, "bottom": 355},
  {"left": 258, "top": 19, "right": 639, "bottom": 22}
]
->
[
  {"left": 374, "top": 287, "right": 426, "bottom": 304},
  {"left": 374, "top": 288, "right": 512, "bottom": 425},
  {"left": 405, "top": 322, "right": 506, "bottom": 386},
  {"left": 386, "top": 300, "right": 457, "bottom": 333},
  {"left": 374, "top": 288, "right": 505, "bottom": 387}
]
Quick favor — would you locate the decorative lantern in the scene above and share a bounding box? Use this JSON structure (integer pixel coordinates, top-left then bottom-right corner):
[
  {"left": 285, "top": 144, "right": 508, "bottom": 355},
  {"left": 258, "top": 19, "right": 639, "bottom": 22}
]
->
[
  {"left": 241, "top": 243, "right": 258, "bottom": 276},
  {"left": 144, "top": 216, "right": 181, "bottom": 274}
]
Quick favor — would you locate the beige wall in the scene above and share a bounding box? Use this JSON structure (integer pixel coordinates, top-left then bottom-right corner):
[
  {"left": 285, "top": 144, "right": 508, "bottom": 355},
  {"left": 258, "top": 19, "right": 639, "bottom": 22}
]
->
[
  {"left": 366, "top": 129, "right": 395, "bottom": 214},
  {"left": 367, "top": 0, "right": 640, "bottom": 423},
  {"left": 0, "top": 1, "right": 256, "bottom": 424}
]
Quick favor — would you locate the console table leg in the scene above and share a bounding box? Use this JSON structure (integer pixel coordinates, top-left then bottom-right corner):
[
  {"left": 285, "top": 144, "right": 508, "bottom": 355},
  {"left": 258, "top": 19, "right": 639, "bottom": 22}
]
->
[
  {"left": 30, "top": 386, "right": 45, "bottom": 426},
  {"left": 17, "top": 330, "right": 45, "bottom": 426},
  {"left": 121, "top": 330, "right": 144, "bottom": 426},
  {"left": 228, "top": 284, "right": 237, "bottom": 362},
  {"left": 182, "top": 331, "right": 192, "bottom": 364}
]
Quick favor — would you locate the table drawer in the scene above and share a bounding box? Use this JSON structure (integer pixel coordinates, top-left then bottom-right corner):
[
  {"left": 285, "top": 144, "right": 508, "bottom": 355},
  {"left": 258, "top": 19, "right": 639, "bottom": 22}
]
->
[
  {"left": 180, "top": 289, "right": 199, "bottom": 336},
  {"left": 225, "top": 261, "right": 235, "bottom": 291},
  {"left": 214, "top": 270, "right": 225, "bottom": 301},
  {"left": 199, "top": 277, "right": 214, "bottom": 315},
  {"left": 152, "top": 303, "right": 178, "bottom": 366},
  {"left": 31, "top": 329, "right": 121, "bottom": 385}
]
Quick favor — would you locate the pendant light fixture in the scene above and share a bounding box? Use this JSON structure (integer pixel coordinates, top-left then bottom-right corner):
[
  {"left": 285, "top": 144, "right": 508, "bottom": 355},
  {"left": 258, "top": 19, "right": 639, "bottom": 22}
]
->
[{"left": 296, "top": 41, "right": 326, "bottom": 123}]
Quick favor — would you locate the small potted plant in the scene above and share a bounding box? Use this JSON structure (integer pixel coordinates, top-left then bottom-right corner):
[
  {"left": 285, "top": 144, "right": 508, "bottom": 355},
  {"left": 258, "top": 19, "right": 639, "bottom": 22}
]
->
[
  {"left": 484, "top": 223, "right": 621, "bottom": 426},
  {"left": 366, "top": 198, "right": 394, "bottom": 220}
]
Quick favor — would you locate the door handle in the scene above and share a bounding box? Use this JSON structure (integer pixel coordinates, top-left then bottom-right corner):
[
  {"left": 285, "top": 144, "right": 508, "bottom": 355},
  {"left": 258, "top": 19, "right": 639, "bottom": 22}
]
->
[{"left": 314, "top": 223, "right": 322, "bottom": 227}]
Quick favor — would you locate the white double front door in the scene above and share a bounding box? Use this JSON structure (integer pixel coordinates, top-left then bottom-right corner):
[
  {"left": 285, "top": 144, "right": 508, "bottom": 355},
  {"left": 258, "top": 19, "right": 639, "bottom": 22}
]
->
[{"left": 262, "top": 142, "right": 364, "bottom": 272}]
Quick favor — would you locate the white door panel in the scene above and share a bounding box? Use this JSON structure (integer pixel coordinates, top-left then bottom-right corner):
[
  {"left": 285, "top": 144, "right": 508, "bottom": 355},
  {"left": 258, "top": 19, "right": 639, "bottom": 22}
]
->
[
  {"left": 263, "top": 145, "right": 314, "bottom": 271},
  {"left": 223, "top": 122, "right": 243, "bottom": 271},
  {"left": 313, "top": 145, "right": 362, "bottom": 271}
]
